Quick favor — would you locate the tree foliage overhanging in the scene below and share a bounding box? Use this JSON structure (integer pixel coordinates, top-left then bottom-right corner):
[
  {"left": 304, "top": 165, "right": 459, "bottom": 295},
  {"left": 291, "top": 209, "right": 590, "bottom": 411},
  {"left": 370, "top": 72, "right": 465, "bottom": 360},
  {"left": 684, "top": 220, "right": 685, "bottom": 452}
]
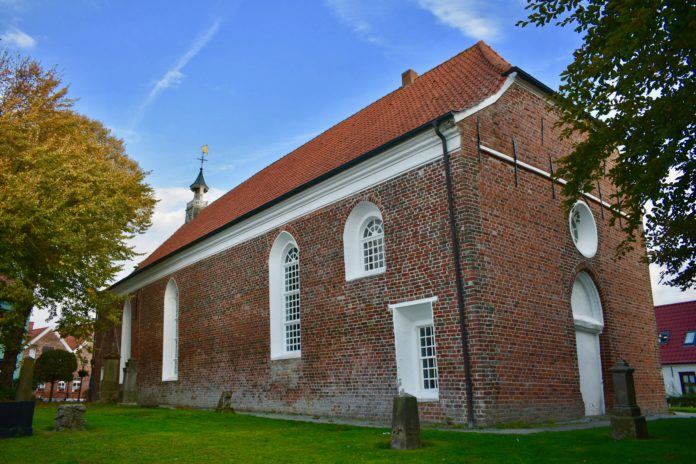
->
[
  {"left": 0, "top": 52, "right": 156, "bottom": 386},
  {"left": 520, "top": 1, "right": 696, "bottom": 289}
]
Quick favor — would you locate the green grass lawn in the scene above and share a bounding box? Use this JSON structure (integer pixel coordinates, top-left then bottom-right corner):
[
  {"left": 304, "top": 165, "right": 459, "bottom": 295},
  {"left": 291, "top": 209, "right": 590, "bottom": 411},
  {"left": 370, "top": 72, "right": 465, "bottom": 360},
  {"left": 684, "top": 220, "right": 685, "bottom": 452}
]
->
[
  {"left": 669, "top": 406, "right": 696, "bottom": 413},
  {"left": 1, "top": 404, "right": 693, "bottom": 463}
]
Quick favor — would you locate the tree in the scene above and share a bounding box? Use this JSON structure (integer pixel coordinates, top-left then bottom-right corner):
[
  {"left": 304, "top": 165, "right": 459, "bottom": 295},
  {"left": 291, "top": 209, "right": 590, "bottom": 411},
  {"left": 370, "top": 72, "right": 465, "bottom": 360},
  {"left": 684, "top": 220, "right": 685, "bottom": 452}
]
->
[
  {"left": 33, "top": 349, "right": 77, "bottom": 402},
  {"left": 519, "top": 1, "right": 695, "bottom": 289},
  {"left": 0, "top": 52, "right": 156, "bottom": 389}
]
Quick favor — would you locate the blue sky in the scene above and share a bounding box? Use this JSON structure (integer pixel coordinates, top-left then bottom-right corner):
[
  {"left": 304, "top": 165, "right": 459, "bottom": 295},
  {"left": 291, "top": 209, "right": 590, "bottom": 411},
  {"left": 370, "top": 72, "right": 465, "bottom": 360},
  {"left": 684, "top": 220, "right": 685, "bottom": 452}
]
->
[{"left": 2, "top": 0, "right": 692, "bottom": 324}]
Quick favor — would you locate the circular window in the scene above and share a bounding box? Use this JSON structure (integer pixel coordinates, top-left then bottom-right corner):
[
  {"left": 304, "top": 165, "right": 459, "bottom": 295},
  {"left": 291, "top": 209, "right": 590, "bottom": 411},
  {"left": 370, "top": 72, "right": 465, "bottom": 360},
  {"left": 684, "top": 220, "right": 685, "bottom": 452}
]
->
[{"left": 569, "top": 201, "right": 598, "bottom": 258}]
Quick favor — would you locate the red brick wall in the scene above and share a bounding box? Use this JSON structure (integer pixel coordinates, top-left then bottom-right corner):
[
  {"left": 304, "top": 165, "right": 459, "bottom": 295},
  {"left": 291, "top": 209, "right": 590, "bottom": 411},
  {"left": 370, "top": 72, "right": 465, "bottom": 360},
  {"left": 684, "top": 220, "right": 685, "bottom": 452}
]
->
[
  {"left": 134, "top": 160, "right": 468, "bottom": 422},
  {"left": 114, "top": 80, "right": 665, "bottom": 425},
  {"left": 454, "top": 82, "right": 665, "bottom": 423}
]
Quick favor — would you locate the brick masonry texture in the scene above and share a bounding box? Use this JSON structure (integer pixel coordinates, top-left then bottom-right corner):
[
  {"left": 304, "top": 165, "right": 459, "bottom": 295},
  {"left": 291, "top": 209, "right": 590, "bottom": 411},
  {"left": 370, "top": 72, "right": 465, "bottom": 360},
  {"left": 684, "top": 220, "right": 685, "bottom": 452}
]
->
[{"left": 97, "top": 81, "right": 665, "bottom": 426}]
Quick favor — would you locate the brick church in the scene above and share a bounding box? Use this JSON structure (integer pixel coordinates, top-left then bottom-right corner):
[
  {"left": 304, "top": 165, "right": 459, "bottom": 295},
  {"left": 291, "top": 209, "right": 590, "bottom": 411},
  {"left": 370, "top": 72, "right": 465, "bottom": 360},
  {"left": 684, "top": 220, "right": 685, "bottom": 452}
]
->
[{"left": 94, "top": 41, "right": 665, "bottom": 426}]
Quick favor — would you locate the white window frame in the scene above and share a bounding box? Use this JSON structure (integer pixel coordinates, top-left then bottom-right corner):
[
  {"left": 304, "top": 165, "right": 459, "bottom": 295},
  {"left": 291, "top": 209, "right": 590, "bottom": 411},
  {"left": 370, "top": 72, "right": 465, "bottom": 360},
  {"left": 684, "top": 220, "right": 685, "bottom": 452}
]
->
[
  {"left": 416, "top": 324, "right": 439, "bottom": 392},
  {"left": 344, "top": 201, "right": 386, "bottom": 281},
  {"left": 570, "top": 271, "right": 604, "bottom": 333},
  {"left": 119, "top": 299, "right": 132, "bottom": 384},
  {"left": 57, "top": 380, "right": 66, "bottom": 392},
  {"left": 162, "top": 278, "right": 179, "bottom": 381},
  {"left": 72, "top": 379, "right": 81, "bottom": 392},
  {"left": 269, "top": 231, "right": 302, "bottom": 360},
  {"left": 283, "top": 246, "right": 301, "bottom": 353},
  {"left": 569, "top": 201, "right": 598, "bottom": 258},
  {"left": 389, "top": 297, "right": 439, "bottom": 401}
]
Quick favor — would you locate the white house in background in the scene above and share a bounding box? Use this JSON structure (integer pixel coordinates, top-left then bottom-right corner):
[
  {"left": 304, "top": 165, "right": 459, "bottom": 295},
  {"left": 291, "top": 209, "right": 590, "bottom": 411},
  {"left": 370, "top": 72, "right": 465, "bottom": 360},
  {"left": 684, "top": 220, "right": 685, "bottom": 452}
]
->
[{"left": 655, "top": 301, "right": 696, "bottom": 396}]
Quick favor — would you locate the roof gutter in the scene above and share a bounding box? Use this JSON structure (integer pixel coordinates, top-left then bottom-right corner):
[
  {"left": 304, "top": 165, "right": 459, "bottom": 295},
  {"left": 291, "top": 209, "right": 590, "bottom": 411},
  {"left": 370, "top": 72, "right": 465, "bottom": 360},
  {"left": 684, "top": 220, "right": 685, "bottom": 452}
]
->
[
  {"left": 112, "top": 112, "right": 455, "bottom": 292},
  {"left": 433, "top": 118, "right": 476, "bottom": 428},
  {"left": 504, "top": 66, "right": 555, "bottom": 95}
]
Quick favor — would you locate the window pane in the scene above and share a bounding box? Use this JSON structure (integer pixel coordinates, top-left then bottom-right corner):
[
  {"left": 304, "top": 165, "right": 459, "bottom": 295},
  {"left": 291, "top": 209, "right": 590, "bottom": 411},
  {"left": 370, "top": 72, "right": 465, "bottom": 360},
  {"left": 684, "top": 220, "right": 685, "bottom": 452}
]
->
[
  {"left": 283, "top": 247, "right": 301, "bottom": 352},
  {"left": 362, "top": 219, "right": 385, "bottom": 272},
  {"left": 418, "top": 325, "right": 438, "bottom": 390}
]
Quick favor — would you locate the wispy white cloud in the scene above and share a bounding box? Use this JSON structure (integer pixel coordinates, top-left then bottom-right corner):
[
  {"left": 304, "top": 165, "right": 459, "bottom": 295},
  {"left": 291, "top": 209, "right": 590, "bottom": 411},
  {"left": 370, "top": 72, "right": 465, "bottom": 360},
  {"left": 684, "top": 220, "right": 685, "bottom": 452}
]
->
[
  {"left": 132, "top": 19, "right": 221, "bottom": 127},
  {"left": 417, "top": 0, "right": 500, "bottom": 41},
  {"left": 1, "top": 26, "right": 36, "bottom": 49},
  {"left": 112, "top": 186, "right": 225, "bottom": 281},
  {"left": 0, "top": 0, "right": 26, "bottom": 11},
  {"left": 218, "top": 131, "right": 319, "bottom": 173},
  {"left": 323, "top": 0, "right": 386, "bottom": 45}
]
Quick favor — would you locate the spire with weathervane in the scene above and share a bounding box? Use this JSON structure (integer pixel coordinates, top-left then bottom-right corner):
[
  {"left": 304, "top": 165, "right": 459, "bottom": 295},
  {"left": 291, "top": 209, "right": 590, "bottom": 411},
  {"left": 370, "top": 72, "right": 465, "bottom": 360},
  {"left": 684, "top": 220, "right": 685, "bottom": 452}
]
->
[{"left": 185, "top": 145, "right": 210, "bottom": 224}]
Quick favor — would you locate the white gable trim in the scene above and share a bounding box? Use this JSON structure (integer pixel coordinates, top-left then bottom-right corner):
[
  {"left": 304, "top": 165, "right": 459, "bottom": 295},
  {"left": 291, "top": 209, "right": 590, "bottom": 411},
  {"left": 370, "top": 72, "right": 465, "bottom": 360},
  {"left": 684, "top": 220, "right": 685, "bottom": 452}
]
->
[
  {"left": 113, "top": 126, "right": 461, "bottom": 296},
  {"left": 453, "top": 72, "right": 517, "bottom": 123},
  {"left": 58, "top": 337, "right": 73, "bottom": 352},
  {"left": 27, "top": 327, "right": 52, "bottom": 346}
]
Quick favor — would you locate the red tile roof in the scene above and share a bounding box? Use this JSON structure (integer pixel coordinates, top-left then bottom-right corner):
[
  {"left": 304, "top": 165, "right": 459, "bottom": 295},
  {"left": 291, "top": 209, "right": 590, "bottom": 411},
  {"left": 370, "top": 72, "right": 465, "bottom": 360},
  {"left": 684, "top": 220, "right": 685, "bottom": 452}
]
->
[
  {"left": 136, "top": 41, "right": 511, "bottom": 272},
  {"left": 63, "top": 335, "right": 82, "bottom": 351},
  {"left": 655, "top": 300, "right": 696, "bottom": 364},
  {"left": 27, "top": 325, "right": 48, "bottom": 341}
]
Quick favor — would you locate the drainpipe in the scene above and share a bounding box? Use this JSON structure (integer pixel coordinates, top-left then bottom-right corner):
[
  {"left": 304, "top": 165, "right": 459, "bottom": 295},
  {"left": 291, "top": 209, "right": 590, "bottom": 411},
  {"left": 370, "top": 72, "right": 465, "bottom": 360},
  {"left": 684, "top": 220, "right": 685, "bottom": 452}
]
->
[{"left": 434, "top": 120, "right": 476, "bottom": 428}]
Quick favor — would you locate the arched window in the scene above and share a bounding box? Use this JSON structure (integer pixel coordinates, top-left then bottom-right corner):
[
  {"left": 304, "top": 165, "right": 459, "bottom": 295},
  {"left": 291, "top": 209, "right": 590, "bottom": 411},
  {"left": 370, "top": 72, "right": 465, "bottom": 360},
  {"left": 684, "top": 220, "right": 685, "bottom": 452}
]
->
[
  {"left": 269, "top": 232, "right": 301, "bottom": 359},
  {"left": 162, "top": 278, "right": 179, "bottom": 381},
  {"left": 344, "top": 201, "right": 386, "bottom": 281},
  {"left": 283, "top": 246, "right": 301, "bottom": 352},
  {"left": 119, "top": 299, "right": 132, "bottom": 384}
]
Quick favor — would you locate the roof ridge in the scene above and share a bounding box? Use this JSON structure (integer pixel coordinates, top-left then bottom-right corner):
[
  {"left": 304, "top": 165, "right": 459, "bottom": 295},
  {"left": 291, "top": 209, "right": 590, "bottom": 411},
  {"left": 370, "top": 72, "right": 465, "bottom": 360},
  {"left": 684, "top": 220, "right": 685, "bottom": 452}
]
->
[
  {"left": 133, "top": 41, "right": 513, "bottom": 273},
  {"left": 164, "top": 42, "right": 501, "bottom": 234},
  {"left": 656, "top": 300, "right": 696, "bottom": 309},
  {"left": 473, "top": 40, "right": 511, "bottom": 74}
]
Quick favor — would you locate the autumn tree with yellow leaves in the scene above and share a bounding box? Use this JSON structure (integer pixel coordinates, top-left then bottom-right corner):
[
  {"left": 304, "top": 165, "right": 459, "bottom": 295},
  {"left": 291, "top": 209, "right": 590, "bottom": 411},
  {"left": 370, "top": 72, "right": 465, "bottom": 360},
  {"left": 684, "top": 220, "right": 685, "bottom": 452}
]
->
[{"left": 0, "top": 52, "right": 155, "bottom": 390}]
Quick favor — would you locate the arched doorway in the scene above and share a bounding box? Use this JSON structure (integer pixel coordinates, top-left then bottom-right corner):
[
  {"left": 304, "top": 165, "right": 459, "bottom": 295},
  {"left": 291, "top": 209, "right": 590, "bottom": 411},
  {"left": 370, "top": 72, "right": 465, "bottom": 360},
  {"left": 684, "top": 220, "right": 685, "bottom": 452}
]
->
[{"left": 571, "top": 272, "right": 605, "bottom": 415}]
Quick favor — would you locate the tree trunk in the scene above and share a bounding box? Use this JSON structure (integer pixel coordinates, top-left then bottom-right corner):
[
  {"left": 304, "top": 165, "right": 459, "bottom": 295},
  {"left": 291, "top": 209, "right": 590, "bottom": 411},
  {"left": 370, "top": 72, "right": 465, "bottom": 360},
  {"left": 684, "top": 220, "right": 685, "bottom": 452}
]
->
[
  {"left": 49, "top": 380, "right": 54, "bottom": 402},
  {"left": 0, "top": 347, "right": 21, "bottom": 390},
  {"left": 0, "top": 301, "right": 33, "bottom": 391}
]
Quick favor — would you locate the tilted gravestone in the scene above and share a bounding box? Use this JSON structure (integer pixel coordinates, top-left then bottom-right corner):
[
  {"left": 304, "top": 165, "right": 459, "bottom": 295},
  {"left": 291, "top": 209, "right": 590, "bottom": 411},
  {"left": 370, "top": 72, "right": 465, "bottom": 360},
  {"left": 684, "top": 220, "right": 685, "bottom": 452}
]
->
[
  {"left": 15, "top": 357, "right": 35, "bottom": 401},
  {"left": 99, "top": 354, "right": 120, "bottom": 403},
  {"left": 609, "top": 360, "right": 648, "bottom": 439},
  {"left": 391, "top": 393, "right": 421, "bottom": 450},
  {"left": 122, "top": 358, "right": 138, "bottom": 404},
  {"left": 55, "top": 404, "right": 86, "bottom": 431},
  {"left": 216, "top": 391, "right": 235, "bottom": 412}
]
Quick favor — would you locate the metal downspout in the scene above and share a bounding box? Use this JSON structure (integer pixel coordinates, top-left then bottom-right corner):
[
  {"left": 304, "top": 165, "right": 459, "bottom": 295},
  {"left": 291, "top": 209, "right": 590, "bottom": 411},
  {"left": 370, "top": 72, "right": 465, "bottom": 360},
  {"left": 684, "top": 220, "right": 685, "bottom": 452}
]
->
[{"left": 434, "top": 121, "right": 476, "bottom": 428}]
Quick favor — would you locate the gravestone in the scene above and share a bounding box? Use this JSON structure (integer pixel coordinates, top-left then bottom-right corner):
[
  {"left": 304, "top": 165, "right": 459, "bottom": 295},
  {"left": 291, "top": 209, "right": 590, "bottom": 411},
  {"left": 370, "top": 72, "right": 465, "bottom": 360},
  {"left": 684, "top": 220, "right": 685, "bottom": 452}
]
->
[
  {"left": 216, "top": 391, "right": 235, "bottom": 412},
  {"left": 391, "top": 393, "right": 421, "bottom": 450},
  {"left": 609, "top": 360, "right": 648, "bottom": 439},
  {"left": 121, "top": 358, "right": 138, "bottom": 404},
  {"left": 55, "top": 404, "right": 86, "bottom": 431},
  {"left": 15, "top": 357, "right": 35, "bottom": 401},
  {"left": 100, "top": 354, "right": 120, "bottom": 403}
]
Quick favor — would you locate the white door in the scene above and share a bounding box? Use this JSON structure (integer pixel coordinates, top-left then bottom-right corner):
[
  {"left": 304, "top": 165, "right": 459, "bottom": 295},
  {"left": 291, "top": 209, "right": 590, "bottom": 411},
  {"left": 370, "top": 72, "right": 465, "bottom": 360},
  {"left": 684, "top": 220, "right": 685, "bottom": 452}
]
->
[
  {"left": 571, "top": 272, "right": 605, "bottom": 416},
  {"left": 575, "top": 329, "right": 604, "bottom": 415}
]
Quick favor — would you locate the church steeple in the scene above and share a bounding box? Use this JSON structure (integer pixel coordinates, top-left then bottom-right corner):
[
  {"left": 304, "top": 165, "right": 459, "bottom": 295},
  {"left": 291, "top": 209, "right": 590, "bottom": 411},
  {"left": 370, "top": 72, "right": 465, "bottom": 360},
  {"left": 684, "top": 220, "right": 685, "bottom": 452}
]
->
[{"left": 185, "top": 145, "right": 210, "bottom": 224}]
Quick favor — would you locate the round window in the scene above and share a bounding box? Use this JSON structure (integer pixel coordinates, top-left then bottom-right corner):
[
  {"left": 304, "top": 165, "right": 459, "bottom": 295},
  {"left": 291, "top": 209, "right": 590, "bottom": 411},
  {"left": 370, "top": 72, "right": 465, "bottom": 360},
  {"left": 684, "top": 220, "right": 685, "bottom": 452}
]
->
[{"left": 569, "top": 201, "right": 598, "bottom": 258}]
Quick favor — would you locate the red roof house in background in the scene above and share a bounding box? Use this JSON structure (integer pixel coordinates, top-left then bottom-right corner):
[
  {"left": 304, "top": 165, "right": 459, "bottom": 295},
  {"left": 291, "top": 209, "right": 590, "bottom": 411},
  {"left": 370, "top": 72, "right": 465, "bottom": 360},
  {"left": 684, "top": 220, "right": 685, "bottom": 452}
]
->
[
  {"left": 655, "top": 301, "right": 696, "bottom": 396},
  {"left": 22, "top": 322, "right": 92, "bottom": 402}
]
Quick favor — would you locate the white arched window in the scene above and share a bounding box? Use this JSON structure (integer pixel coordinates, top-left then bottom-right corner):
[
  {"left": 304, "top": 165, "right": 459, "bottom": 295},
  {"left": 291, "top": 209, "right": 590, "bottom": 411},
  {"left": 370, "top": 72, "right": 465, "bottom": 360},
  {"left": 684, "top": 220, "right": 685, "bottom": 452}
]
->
[
  {"left": 344, "top": 201, "right": 386, "bottom": 281},
  {"left": 269, "top": 232, "right": 301, "bottom": 359},
  {"left": 162, "top": 278, "right": 179, "bottom": 381},
  {"left": 119, "top": 299, "right": 132, "bottom": 384}
]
